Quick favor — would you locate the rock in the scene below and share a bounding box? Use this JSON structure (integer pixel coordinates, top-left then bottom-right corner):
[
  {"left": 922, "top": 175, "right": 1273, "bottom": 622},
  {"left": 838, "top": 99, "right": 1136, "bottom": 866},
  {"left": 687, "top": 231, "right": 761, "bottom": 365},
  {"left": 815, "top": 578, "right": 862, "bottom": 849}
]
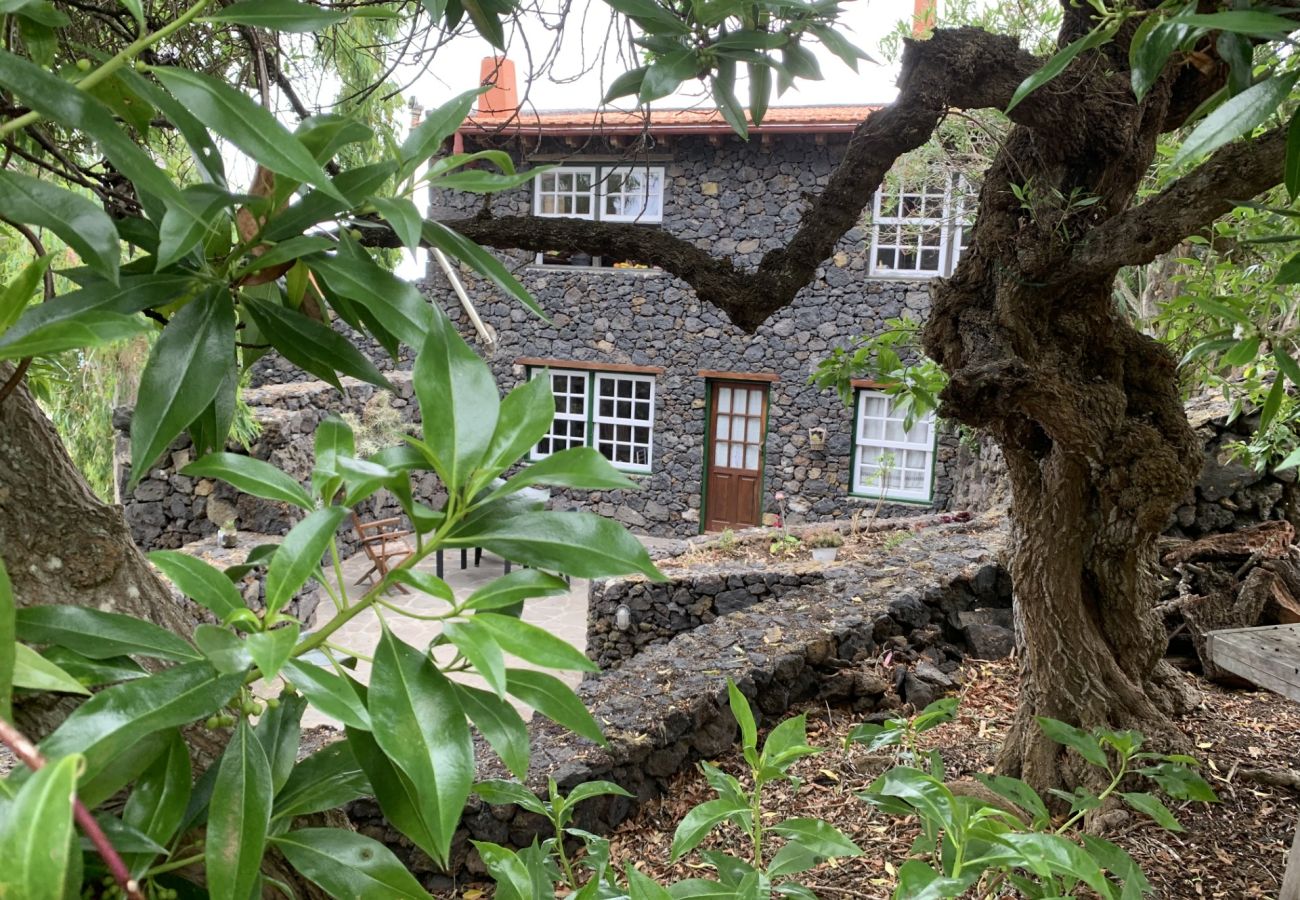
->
[{"left": 964, "top": 623, "right": 1015, "bottom": 659}]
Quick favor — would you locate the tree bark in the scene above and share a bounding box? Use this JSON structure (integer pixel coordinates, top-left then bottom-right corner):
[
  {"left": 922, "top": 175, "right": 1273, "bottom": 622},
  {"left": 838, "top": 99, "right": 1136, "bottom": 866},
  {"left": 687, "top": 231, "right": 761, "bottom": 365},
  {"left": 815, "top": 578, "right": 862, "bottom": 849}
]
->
[{"left": 0, "top": 363, "right": 201, "bottom": 738}]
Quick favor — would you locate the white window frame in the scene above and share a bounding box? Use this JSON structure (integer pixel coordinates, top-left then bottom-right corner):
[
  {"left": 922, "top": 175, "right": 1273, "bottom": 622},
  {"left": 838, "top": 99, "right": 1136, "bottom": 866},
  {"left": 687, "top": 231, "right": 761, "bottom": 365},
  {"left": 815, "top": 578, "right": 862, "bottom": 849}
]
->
[
  {"left": 528, "top": 368, "right": 656, "bottom": 473},
  {"left": 852, "top": 390, "right": 936, "bottom": 502},
  {"left": 533, "top": 167, "right": 598, "bottom": 220},
  {"left": 530, "top": 369, "right": 590, "bottom": 460},
  {"left": 592, "top": 372, "right": 655, "bottom": 473},
  {"left": 600, "top": 166, "right": 665, "bottom": 223},
  {"left": 868, "top": 173, "right": 972, "bottom": 278}
]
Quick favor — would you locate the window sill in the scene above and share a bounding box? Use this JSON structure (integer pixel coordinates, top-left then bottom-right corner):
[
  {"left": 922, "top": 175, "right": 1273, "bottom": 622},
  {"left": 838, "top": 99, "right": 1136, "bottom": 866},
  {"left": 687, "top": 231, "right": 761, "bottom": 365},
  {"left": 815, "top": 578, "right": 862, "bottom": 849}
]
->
[
  {"left": 865, "top": 272, "right": 944, "bottom": 282},
  {"left": 846, "top": 493, "right": 933, "bottom": 506},
  {"left": 527, "top": 265, "right": 662, "bottom": 277}
]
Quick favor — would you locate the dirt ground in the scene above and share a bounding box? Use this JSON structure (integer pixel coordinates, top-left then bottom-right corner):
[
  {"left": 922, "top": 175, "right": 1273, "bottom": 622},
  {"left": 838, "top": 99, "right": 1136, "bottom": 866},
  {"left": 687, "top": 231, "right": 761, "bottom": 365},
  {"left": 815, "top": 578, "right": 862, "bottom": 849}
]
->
[{"left": 606, "top": 659, "right": 1300, "bottom": 898}]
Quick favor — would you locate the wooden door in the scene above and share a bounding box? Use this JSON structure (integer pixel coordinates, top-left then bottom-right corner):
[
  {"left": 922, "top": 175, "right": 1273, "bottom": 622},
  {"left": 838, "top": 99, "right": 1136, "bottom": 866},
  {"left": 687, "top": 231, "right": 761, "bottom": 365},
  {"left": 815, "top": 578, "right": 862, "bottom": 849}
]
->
[{"left": 704, "top": 381, "right": 768, "bottom": 531}]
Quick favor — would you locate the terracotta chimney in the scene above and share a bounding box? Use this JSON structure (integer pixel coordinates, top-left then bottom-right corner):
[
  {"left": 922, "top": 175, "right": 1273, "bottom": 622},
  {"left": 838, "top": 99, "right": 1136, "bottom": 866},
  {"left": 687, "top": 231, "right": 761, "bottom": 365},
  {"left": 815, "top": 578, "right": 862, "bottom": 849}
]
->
[
  {"left": 912, "top": 0, "right": 935, "bottom": 35},
  {"left": 477, "top": 57, "right": 518, "bottom": 117}
]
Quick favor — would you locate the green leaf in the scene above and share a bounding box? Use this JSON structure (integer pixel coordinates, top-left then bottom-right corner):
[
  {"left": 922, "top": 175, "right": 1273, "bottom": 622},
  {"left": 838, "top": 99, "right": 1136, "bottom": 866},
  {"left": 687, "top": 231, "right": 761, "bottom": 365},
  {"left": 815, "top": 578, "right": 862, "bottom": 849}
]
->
[
  {"left": 129, "top": 287, "right": 235, "bottom": 485},
  {"left": 1276, "top": 251, "right": 1300, "bottom": 284},
  {"left": 712, "top": 58, "right": 748, "bottom": 139},
  {"left": 15, "top": 605, "right": 200, "bottom": 662},
  {"left": 1261, "top": 373, "right": 1286, "bottom": 432},
  {"left": 281, "top": 659, "right": 371, "bottom": 730},
  {"left": 182, "top": 452, "right": 314, "bottom": 510},
  {"left": 369, "top": 628, "right": 474, "bottom": 866},
  {"left": 149, "top": 550, "right": 247, "bottom": 624},
  {"left": 762, "top": 713, "right": 817, "bottom": 769},
  {"left": 605, "top": 66, "right": 649, "bottom": 102},
  {"left": 0, "top": 274, "right": 195, "bottom": 361},
  {"left": 972, "top": 772, "right": 1050, "bottom": 827},
  {"left": 0, "top": 49, "right": 182, "bottom": 211},
  {"left": 1120, "top": 791, "right": 1183, "bottom": 830},
  {"left": 454, "top": 683, "right": 531, "bottom": 779},
  {"left": 1129, "top": 17, "right": 1193, "bottom": 103},
  {"left": 41, "top": 647, "right": 145, "bottom": 687},
  {"left": 670, "top": 796, "right": 749, "bottom": 861},
  {"left": 0, "top": 253, "right": 52, "bottom": 335},
  {"left": 471, "top": 612, "right": 596, "bottom": 672},
  {"left": 1287, "top": 108, "right": 1300, "bottom": 202},
  {"left": 265, "top": 507, "right": 347, "bottom": 613},
  {"left": 461, "top": 0, "right": 505, "bottom": 48},
  {"left": 421, "top": 219, "right": 546, "bottom": 320},
  {"left": 1007, "top": 28, "right": 1109, "bottom": 113},
  {"left": 154, "top": 67, "right": 345, "bottom": 201},
  {"left": 505, "top": 667, "right": 604, "bottom": 744},
  {"left": 1035, "top": 717, "right": 1108, "bottom": 767},
  {"left": 463, "top": 569, "right": 572, "bottom": 613},
  {"left": 246, "top": 624, "right": 300, "bottom": 682},
  {"left": 399, "top": 87, "right": 482, "bottom": 178},
  {"left": 473, "top": 375, "right": 555, "bottom": 492},
  {"left": 445, "top": 510, "right": 663, "bottom": 580},
  {"left": 626, "top": 864, "right": 674, "bottom": 900},
  {"left": 0, "top": 752, "right": 79, "bottom": 900},
  {"left": 370, "top": 196, "right": 424, "bottom": 251},
  {"left": 122, "top": 730, "right": 191, "bottom": 877},
  {"left": 1172, "top": 72, "right": 1299, "bottom": 168},
  {"left": 748, "top": 62, "right": 770, "bottom": 126},
  {"left": 640, "top": 49, "right": 698, "bottom": 102},
  {"left": 274, "top": 828, "right": 429, "bottom": 898},
  {"left": 413, "top": 307, "right": 500, "bottom": 491},
  {"left": 605, "top": 0, "right": 688, "bottom": 33},
  {"left": 727, "top": 680, "right": 758, "bottom": 753},
  {"left": 274, "top": 740, "right": 371, "bottom": 820},
  {"left": 253, "top": 691, "right": 305, "bottom": 795},
  {"left": 1171, "top": 10, "right": 1300, "bottom": 34},
  {"left": 443, "top": 619, "right": 507, "bottom": 696},
  {"left": 1221, "top": 336, "right": 1261, "bottom": 367},
  {"left": 472, "top": 778, "right": 548, "bottom": 815},
  {"left": 12, "top": 644, "right": 91, "bottom": 695},
  {"left": 157, "top": 184, "right": 232, "bottom": 270},
  {"left": 192, "top": 624, "right": 252, "bottom": 675},
  {"left": 204, "top": 0, "right": 348, "bottom": 30},
  {"left": 242, "top": 293, "right": 394, "bottom": 392},
  {"left": 473, "top": 841, "right": 535, "bottom": 900},
  {"left": 346, "top": 725, "right": 442, "bottom": 860},
  {"left": 207, "top": 719, "right": 273, "bottom": 900},
  {"left": 0, "top": 171, "right": 119, "bottom": 283},
  {"left": 40, "top": 662, "right": 242, "bottom": 784},
  {"left": 0, "top": 557, "right": 13, "bottom": 721},
  {"left": 770, "top": 817, "right": 862, "bottom": 858},
  {"left": 566, "top": 779, "right": 633, "bottom": 808},
  {"left": 308, "top": 232, "right": 432, "bottom": 346}
]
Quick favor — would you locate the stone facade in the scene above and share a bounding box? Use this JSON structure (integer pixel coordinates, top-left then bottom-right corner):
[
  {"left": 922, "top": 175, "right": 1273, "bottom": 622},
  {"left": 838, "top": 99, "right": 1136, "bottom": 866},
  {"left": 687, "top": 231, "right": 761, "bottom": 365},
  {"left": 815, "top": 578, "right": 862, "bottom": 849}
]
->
[{"left": 426, "top": 131, "right": 959, "bottom": 538}]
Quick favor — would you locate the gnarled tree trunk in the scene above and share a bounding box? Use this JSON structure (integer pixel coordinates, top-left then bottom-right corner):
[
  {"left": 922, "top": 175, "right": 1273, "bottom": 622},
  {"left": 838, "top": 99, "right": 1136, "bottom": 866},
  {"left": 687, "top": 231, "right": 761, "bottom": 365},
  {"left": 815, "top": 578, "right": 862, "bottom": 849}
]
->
[{"left": 922, "top": 68, "right": 1209, "bottom": 786}]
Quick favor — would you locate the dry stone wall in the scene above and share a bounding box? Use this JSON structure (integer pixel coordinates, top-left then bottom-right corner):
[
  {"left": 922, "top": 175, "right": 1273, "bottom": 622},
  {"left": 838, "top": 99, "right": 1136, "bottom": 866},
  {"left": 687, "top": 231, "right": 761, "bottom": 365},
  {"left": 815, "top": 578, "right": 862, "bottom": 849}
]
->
[{"left": 347, "top": 520, "right": 1010, "bottom": 889}]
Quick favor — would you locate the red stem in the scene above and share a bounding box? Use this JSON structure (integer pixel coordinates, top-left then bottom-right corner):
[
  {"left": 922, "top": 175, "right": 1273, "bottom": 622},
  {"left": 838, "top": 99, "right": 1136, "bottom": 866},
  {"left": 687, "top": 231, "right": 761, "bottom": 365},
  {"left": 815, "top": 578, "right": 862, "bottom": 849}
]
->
[{"left": 0, "top": 716, "right": 144, "bottom": 900}]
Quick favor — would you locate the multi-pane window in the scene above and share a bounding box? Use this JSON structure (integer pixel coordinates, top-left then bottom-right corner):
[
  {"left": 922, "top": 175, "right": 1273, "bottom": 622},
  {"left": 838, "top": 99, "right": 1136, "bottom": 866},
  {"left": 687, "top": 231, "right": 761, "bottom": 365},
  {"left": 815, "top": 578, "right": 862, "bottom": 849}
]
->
[
  {"left": 534, "top": 165, "right": 665, "bottom": 268},
  {"left": 869, "top": 173, "right": 972, "bottom": 278},
  {"left": 530, "top": 369, "right": 655, "bottom": 472},
  {"left": 534, "top": 168, "right": 596, "bottom": 218},
  {"left": 852, "top": 390, "right": 936, "bottom": 502}
]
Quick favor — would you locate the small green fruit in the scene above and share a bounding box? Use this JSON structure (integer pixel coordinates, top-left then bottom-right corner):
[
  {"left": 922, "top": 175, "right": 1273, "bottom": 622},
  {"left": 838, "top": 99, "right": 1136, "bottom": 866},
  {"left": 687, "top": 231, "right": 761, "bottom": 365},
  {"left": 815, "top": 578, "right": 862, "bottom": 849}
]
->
[
  {"left": 75, "top": 58, "right": 91, "bottom": 72},
  {"left": 266, "top": 696, "right": 281, "bottom": 709},
  {"left": 205, "top": 715, "right": 220, "bottom": 729}
]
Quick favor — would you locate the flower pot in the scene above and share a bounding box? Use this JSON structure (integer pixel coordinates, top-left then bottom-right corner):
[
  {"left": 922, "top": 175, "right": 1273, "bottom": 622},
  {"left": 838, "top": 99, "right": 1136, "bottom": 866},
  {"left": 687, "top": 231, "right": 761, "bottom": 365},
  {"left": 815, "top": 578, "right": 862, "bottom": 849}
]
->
[
  {"left": 218, "top": 530, "right": 238, "bottom": 549},
  {"left": 811, "top": 547, "right": 838, "bottom": 563}
]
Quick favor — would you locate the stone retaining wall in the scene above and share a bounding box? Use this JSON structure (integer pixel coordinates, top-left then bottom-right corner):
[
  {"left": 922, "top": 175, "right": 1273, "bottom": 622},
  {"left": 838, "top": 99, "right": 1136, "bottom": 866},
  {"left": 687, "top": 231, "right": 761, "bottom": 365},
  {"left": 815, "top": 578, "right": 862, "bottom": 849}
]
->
[
  {"left": 347, "top": 519, "right": 1011, "bottom": 889},
  {"left": 586, "top": 515, "right": 1003, "bottom": 669},
  {"left": 115, "top": 372, "right": 441, "bottom": 556}
]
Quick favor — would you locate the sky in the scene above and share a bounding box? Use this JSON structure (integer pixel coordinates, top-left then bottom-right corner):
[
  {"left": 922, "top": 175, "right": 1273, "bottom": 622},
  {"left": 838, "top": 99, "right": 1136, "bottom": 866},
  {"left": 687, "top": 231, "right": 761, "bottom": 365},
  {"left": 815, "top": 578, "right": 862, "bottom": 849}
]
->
[{"left": 401, "top": 0, "right": 912, "bottom": 114}]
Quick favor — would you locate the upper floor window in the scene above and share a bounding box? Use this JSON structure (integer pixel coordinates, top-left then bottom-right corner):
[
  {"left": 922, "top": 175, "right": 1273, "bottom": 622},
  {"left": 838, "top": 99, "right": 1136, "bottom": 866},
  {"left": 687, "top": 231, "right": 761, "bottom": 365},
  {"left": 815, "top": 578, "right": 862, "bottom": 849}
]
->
[
  {"left": 534, "top": 165, "right": 665, "bottom": 224},
  {"left": 869, "top": 172, "right": 972, "bottom": 278},
  {"left": 852, "top": 389, "right": 936, "bottom": 502},
  {"left": 530, "top": 367, "right": 656, "bottom": 473}
]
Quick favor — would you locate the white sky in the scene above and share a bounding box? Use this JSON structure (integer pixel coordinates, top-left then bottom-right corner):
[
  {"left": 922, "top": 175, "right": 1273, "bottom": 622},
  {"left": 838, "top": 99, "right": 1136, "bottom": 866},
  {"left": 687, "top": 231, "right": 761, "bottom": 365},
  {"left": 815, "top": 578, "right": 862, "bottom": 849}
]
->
[{"left": 401, "top": 0, "right": 912, "bottom": 114}]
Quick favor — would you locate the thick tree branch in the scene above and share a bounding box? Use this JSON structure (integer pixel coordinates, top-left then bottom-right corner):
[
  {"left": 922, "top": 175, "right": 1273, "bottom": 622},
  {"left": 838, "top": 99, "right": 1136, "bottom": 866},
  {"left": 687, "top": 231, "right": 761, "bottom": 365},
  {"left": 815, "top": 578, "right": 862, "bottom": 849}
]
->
[
  {"left": 1071, "top": 125, "right": 1287, "bottom": 276},
  {"left": 377, "top": 27, "right": 1044, "bottom": 331}
]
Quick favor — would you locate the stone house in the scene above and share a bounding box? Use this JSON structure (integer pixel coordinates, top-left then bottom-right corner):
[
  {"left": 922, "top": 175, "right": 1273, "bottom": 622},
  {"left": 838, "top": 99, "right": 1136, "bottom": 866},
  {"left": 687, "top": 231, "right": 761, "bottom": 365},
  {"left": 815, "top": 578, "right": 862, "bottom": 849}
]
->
[{"left": 426, "top": 58, "right": 974, "bottom": 538}]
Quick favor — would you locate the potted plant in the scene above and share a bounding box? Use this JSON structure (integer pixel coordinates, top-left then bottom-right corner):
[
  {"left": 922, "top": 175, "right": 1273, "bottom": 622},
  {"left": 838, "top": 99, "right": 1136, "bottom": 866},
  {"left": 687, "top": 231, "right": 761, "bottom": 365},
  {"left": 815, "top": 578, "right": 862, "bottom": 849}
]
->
[
  {"left": 807, "top": 529, "right": 843, "bottom": 562},
  {"left": 218, "top": 518, "right": 238, "bottom": 549}
]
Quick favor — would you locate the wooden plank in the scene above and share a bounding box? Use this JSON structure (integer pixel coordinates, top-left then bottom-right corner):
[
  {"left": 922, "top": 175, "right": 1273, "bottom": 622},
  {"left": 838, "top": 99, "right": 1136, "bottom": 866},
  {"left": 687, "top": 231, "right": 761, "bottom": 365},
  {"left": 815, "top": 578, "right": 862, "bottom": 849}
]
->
[
  {"left": 1283, "top": 818, "right": 1300, "bottom": 900},
  {"left": 515, "top": 357, "right": 665, "bottom": 375},
  {"left": 1205, "top": 624, "right": 1300, "bottom": 703},
  {"left": 697, "top": 370, "right": 780, "bottom": 383}
]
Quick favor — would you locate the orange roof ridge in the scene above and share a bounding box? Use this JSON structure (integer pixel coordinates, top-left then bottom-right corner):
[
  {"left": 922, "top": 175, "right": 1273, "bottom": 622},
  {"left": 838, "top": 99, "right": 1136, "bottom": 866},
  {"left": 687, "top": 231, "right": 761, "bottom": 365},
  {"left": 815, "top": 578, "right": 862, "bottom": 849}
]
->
[{"left": 459, "top": 103, "right": 881, "bottom": 138}]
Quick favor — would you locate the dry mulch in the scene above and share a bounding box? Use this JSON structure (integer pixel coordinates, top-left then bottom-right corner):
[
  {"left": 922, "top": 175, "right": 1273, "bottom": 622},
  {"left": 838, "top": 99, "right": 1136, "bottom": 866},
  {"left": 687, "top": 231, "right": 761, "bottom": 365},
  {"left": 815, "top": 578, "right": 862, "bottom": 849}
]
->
[
  {"left": 655, "top": 520, "right": 955, "bottom": 571},
  {"left": 605, "top": 659, "right": 1300, "bottom": 898}
]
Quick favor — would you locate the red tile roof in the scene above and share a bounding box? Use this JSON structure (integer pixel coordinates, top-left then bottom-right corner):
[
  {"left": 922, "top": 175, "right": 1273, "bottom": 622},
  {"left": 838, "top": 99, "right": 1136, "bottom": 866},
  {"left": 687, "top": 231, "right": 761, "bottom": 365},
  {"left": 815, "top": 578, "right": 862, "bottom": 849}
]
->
[{"left": 457, "top": 104, "right": 879, "bottom": 138}]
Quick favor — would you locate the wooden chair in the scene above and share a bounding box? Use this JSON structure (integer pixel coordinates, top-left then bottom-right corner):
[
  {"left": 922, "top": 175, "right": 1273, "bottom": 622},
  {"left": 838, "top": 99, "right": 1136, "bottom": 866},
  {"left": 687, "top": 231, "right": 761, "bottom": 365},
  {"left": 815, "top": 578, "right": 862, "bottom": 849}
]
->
[{"left": 351, "top": 514, "right": 414, "bottom": 593}]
